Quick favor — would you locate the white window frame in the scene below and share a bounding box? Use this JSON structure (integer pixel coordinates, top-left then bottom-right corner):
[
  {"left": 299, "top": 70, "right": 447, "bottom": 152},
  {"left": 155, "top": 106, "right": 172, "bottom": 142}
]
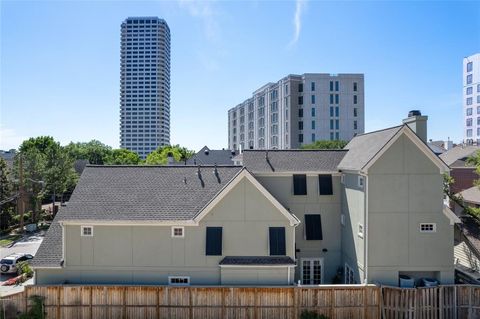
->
[
  {"left": 168, "top": 276, "right": 190, "bottom": 286},
  {"left": 300, "top": 258, "right": 324, "bottom": 285},
  {"left": 358, "top": 223, "right": 364, "bottom": 238},
  {"left": 358, "top": 176, "right": 364, "bottom": 188},
  {"left": 81, "top": 226, "right": 93, "bottom": 237},
  {"left": 344, "top": 263, "right": 355, "bottom": 284},
  {"left": 419, "top": 223, "right": 436, "bottom": 233},
  {"left": 171, "top": 226, "right": 185, "bottom": 238}
]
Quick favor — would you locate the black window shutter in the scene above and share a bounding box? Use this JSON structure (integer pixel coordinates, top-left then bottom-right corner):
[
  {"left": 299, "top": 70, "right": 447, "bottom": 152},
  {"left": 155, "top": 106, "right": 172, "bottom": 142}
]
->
[
  {"left": 206, "top": 227, "right": 222, "bottom": 256},
  {"left": 293, "top": 174, "right": 307, "bottom": 195},
  {"left": 305, "top": 214, "right": 322, "bottom": 240},
  {"left": 319, "top": 175, "right": 333, "bottom": 195},
  {"left": 269, "top": 227, "right": 286, "bottom": 255}
]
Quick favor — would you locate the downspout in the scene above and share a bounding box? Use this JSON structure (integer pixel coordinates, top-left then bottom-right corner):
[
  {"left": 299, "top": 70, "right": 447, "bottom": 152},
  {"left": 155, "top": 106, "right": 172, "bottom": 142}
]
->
[
  {"left": 292, "top": 221, "right": 299, "bottom": 285},
  {"left": 364, "top": 173, "right": 369, "bottom": 283}
]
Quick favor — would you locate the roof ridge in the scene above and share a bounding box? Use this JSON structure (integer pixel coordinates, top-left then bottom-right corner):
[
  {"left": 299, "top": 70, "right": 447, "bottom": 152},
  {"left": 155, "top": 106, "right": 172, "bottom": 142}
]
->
[
  {"left": 352, "top": 124, "right": 403, "bottom": 138},
  {"left": 85, "top": 165, "right": 242, "bottom": 168},
  {"left": 242, "top": 149, "right": 348, "bottom": 152}
]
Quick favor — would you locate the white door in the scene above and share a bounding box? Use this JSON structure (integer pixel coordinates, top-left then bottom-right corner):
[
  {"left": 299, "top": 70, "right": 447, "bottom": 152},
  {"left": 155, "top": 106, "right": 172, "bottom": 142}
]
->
[{"left": 301, "top": 258, "right": 323, "bottom": 285}]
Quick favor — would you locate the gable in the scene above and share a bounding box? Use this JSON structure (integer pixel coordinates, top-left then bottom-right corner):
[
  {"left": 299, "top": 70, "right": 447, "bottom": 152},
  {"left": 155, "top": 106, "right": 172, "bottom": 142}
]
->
[
  {"left": 365, "top": 127, "right": 448, "bottom": 175},
  {"left": 195, "top": 170, "right": 299, "bottom": 226}
]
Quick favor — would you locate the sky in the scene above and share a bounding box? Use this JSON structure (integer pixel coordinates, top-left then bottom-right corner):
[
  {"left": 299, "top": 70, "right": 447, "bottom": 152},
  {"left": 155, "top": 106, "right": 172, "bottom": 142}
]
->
[{"left": 1, "top": 0, "right": 479, "bottom": 151}]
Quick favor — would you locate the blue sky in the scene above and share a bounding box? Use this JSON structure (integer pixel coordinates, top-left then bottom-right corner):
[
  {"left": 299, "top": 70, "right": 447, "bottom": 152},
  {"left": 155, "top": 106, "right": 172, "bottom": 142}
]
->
[{"left": 1, "top": 0, "right": 479, "bottom": 151}]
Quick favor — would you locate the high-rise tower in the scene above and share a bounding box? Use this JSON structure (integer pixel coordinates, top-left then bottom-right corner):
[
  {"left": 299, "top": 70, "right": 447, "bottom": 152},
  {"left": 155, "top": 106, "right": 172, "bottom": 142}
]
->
[
  {"left": 120, "top": 17, "right": 170, "bottom": 159},
  {"left": 463, "top": 53, "right": 480, "bottom": 144}
]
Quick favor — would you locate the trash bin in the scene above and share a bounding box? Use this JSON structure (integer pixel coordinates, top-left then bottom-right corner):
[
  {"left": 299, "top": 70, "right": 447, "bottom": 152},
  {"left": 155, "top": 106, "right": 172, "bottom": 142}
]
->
[
  {"left": 399, "top": 275, "right": 415, "bottom": 288},
  {"left": 422, "top": 278, "right": 439, "bottom": 287}
]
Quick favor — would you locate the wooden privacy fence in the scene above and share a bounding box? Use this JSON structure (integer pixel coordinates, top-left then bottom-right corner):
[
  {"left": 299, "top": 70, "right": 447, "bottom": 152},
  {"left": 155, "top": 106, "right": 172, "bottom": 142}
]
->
[
  {"left": 1, "top": 284, "right": 480, "bottom": 319},
  {"left": 1, "top": 284, "right": 380, "bottom": 319}
]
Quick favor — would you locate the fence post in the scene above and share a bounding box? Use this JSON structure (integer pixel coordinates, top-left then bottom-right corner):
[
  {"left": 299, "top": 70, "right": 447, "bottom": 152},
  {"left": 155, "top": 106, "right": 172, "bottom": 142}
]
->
[
  {"left": 439, "top": 286, "right": 444, "bottom": 319},
  {"left": 293, "top": 287, "right": 298, "bottom": 319},
  {"left": 468, "top": 285, "right": 472, "bottom": 319},
  {"left": 189, "top": 287, "right": 193, "bottom": 319},
  {"left": 122, "top": 286, "right": 127, "bottom": 319},
  {"left": 254, "top": 288, "right": 258, "bottom": 319},
  {"left": 221, "top": 287, "right": 226, "bottom": 319},
  {"left": 156, "top": 287, "right": 160, "bottom": 319},
  {"left": 24, "top": 285, "right": 29, "bottom": 314},
  {"left": 454, "top": 285, "right": 457, "bottom": 319},
  {"left": 89, "top": 286, "right": 93, "bottom": 319},
  {"left": 56, "top": 286, "right": 61, "bottom": 319}
]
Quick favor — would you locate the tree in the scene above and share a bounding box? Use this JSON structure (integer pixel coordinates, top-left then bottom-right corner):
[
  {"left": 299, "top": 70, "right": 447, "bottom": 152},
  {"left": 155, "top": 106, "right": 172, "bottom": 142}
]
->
[
  {"left": 65, "top": 140, "right": 112, "bottom": 165},
  {"left": 145, "top": 145, "right": 195, "bottom": 165},
  {"left": 0, "top": 158, "right": 15, "bottom": 230},
  {"left": 104, "top": 149, "right": 141, "bottom": 165},
  {"left": 301, "top": 140, "right": 348, "bottom": 150}
]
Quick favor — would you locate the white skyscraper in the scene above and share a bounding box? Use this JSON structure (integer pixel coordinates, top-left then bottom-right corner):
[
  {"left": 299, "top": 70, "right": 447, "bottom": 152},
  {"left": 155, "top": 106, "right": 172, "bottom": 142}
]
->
[
  {"left": 463, "top": 53, "right": 480, "bottom": 144},
  {"left": 120, "top": 17, "right": 171, "bottom": 159},
  {"left": 228, "top": 73, "right": 365, "bottom": 150}
]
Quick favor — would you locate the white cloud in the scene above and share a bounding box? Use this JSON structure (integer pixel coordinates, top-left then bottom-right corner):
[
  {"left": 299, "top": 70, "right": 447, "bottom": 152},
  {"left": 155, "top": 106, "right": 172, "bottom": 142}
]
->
[
  {"left": 289, "top": 0, "right": 307, "bottom": 47},
  {"left": 178, "top": 0, "right": 220, "bottom": 42},
  {"left": 0, "top": 126, "right": 25, "bottom": 150}
]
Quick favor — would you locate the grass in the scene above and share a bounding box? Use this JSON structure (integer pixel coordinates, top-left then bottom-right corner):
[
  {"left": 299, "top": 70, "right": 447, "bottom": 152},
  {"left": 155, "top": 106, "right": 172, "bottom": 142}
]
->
[{"left": 0, "top": 234, "right": 22, "bottom": 247}]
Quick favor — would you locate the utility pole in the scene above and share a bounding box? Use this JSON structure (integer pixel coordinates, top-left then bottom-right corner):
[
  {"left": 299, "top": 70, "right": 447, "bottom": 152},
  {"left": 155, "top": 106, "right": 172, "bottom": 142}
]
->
[{"left": 18, "top": 155, "right": 26, "bottom": 233}]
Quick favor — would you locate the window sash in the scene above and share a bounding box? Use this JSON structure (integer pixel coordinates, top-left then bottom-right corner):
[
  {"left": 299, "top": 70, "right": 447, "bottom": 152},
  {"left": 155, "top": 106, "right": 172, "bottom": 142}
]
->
[
  {"left": 305, "top": 214, "right": 323, "bottom": 240},
  {"left": 269, "top": 227, "right": 286, "bottom": 255},
  {"left": 319, "top": 175, "right": 333, "bottom": 195},
  {"left": 206, "top": 227, "right": 222, "bottom": 256},
  {"left": 293, "top": 174, "right": 307, "bottom": 195}
]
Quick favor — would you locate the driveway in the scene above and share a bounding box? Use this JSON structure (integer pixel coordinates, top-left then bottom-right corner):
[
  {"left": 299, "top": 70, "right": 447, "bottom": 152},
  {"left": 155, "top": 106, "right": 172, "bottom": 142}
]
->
[{"left": 0, "top": 231, "right": 44, "bottom": 293}]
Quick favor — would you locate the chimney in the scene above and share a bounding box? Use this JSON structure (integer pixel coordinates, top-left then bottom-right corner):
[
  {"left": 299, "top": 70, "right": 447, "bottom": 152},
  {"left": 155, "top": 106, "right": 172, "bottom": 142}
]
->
[
  {"left": 402, "top": 110, "right": 428, "bottom": 143},
  {"left": 167, "top": 152, "right": 174, "bottom": 165}
]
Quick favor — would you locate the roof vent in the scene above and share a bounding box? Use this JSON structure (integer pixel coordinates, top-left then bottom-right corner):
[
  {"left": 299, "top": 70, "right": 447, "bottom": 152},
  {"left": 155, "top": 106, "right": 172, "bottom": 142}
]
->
[
  {"left": 231, "top": 150, "right": 235, "bottom": 156},
  {"left": 204, "top": 150, "right": 209, "bottom": 156},
  {"left": 408, "top": 110, "right": 422, "bottom": 117}
]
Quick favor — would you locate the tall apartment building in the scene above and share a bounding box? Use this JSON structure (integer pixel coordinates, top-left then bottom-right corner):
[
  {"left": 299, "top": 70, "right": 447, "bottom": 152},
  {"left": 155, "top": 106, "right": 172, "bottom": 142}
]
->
[
  {"left": 463, "top": 53, "right": 480, "bottom": 144},
  {"left": 119, "top": 17, "right": 171, "bottom": 159},
  {"left": 228, "top": 73, "right": 364, "bottom": 150}
]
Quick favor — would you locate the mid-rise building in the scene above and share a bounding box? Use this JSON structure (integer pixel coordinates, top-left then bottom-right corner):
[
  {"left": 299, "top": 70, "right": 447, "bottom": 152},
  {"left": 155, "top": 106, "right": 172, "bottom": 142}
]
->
[
  {"left": 228, "top": 73, "right": 364, "bottom": 150},
  {"left": 119, "top": 17, "right": 171, "bottom": 159},
  {"left": 463, "top": 53, "right": 480, "bottom": 144}
]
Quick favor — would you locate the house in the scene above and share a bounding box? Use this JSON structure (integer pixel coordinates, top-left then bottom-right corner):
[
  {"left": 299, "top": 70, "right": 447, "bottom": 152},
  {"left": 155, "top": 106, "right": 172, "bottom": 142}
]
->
[
  {"left": 184, "top": 146, "right": 238, "bottom": 166},
  {"left": 440, "top": 145, "right": 480, "bottom": 195},
  {"left": 32, "top": 166, "right": 299, "bottom": 285},
  {"left": 454, "top": 215, "right": 480, "bottom": 284},
  {"left": 32, "top": 111, "right": 458, "bottom": 287}
]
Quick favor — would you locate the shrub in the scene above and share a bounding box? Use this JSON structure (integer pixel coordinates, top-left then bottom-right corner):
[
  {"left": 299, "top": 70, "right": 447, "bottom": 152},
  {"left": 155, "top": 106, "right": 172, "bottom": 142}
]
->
[
  {"left": 300, "top": 310, "right": 329, "bottom": 319},
  {"left": 16, "top": 261, "right": 34, "bottom": 278},
  {"left": 18, "top": 296, "right": 45, "bottom": 319}
]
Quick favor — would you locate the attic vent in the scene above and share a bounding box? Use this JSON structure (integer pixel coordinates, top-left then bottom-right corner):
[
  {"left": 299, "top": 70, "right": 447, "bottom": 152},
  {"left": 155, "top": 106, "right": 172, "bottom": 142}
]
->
[{"left": 204, "top": 150, "right": 210, "bottom": 155}]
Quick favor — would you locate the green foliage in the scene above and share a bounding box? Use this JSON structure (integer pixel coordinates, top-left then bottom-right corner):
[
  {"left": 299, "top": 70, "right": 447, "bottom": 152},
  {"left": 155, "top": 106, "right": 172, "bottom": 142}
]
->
[
  {"left": 0, "top": 157, "right": 15, "bottom": 229},
  {"left": 64, "top": 140, "right": 112, "bottom": 165},
  {"left": 104, "top": 149, "right": 141, "bottom": 165},
  {"left": 145, "top": 145, "right": 195, "bottom": 165},
  {"left": 443, "top": 173, "right": 480, "bottom": 219},
  {"left": 301, "top": 140, "right": 348, "bottom": 150},
  {"left": 16, "top": 261, "right": 34, "bottom": 278},
  {"left": 300, "top": 310, "right": 329, "bottom": 319},
  {"left": 17, "top": 296, "right": 45, "bottom": 319}
]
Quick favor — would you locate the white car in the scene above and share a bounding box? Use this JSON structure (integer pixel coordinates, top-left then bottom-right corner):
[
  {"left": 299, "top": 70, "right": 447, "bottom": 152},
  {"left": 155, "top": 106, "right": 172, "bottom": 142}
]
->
[{"left": 0, "top": 253, "right": 34, "bottom": 274}]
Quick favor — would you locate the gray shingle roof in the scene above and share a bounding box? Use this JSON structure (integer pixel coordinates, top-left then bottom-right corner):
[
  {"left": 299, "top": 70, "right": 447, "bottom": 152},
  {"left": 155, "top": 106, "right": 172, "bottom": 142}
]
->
[
  {"left": 242, "top": 150, "right": 347, "bottom": 173},
  {"left": 219, "top": 256, "right": 296, "bottom": 266},
  {"left": 31, "top": 221, "right": 63, "bottom": 268},
  {"left": 60, "top": 165, "right": 243, "bottom": 221},
  {"left": 439, "top": 145, "right": 480, "bottom": 167},
  {"left": 458, "top": 186, "right": 480, "bottom": 205},
  {"left": 185, "top": 146, "right": 237, "bottom": 165},
  {"left": 338, "top": 126, "right": 403, "bottom": 171}
]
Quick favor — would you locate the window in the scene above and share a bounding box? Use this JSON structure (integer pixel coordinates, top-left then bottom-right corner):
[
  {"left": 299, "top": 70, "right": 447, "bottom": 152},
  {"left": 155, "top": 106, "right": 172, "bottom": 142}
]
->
[
  {"left": 467, "top": 118, "right": 472, "bottom": 127},
  {"left": 467, "top": 87, "right": 473, "bottom": 95},
  {"left": 467, "top": 97, "right": 473, "bottom": 105},
  {"left": 318, "top": 175, "right": 333, "bottom": 195},
  {"left": 81, "top": 226, "right": 93, "bottom": 237},
  {"left": 299, "top": 121, "right": 304, "bottom": 130},
  {"left": 298, "top": 83, "right": 303, "bottom": 93},
  {"left": 330, "top": 94, "right": 334, "bottom": 104},
  {"left": 467, "top": 61, "right": 473, "bottom": 72},
  {"left": 298, "top": 109, "right": 304, "bottom": 118},
  {"left": 467, "top": 129, "right": 473, "bottom": 137},
  {"left": 311, "top": 133, "right": 315, "bottom": 142},
  {"left": 335, "top": 81, "right": 339, "bottom": 91},
  {"left": 206, "top": 227, "right": 222, "bottom": 256},
  {"left": 478, "top": 95, "right": 480, "bottom": 103},
  {"left": 345, "top": 264, "right": 355, "bottom": 284},
  {"left": 311, "top": 121, "right": 315, "bottom": 129},
  {"left": 311, "top": 95, "right": 315, "bottom": 104},
  {"left": 358, "top": 223, "right": 364, "bottom": 238},
  {"left": 299, "top": 134, "right": 304, "bottom": 143},
  {"left": 330, "top": 120, "right": 334, "bottom": 130},
  {"left": 269, "top": 227, "right": 286, "bottom": 255},
  {"left": 354, "top": 120, "right": 358, "bottom": 130},
  {"left": 311, "top": 82, "right": 315, "bottom": 91},
  {"left": 305, "top": 214, "right": 322, "bottom": 240},
  {"left": 353, "top": 82, "right": 358, "bottom": 92},
  {"left": 335, "top": 107, "right": 339, "bottom": 117},
  {"left": 358, "top": 176, "right": 364, "bottom": 188},
  {"left": 293, "top": 174, "right": 307, "bottom": 195},
  {"left": 467, "top": 108, "right": 473, "bottom": 116},
  {"left": 329, "top": 81, "right": 334, "bottom": 91},
  {"left": 298, "top": 96, "right": 303, "bottom": 105},
  {"left": 478, "top": 84, "right": 480, "bottom": 92},
  {"left": 168, "top": 276, "right": 190, "bottom": 286},
  {"left": 335, "top": 119, "right": 339, "bottom": 130},
  {"left": 311, "top": 108, "right": 316, "bottom": 117},
  {"left": 354, "top": 108, "right": 358, "bottom": 117},
  {"left": 172, "top": 226, "right": 184, "bottom": 238},
  {"left": 354, "top": 95, "right": 358, "bottom": 104},
  {"left": 335, "top": 94, "right": 339, "bottom": 104},
  {"left": 420, "top": 223, "right": 436, "bottom": 233},
  {"left": 467, "top": 74, "right": 472, "bottom": 84}
]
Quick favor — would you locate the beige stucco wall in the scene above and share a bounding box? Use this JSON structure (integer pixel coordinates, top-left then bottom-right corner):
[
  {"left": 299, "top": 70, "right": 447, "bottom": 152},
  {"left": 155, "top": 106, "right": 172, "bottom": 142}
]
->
[
  {"left": 36, "top": 177, "right": 295, "bottom": 285},
  {"left": 254, "top": 174, "right": 342, "bottom": 284},
  {"left": 367, "top": 135, "right": 454, "bottom": 285}
]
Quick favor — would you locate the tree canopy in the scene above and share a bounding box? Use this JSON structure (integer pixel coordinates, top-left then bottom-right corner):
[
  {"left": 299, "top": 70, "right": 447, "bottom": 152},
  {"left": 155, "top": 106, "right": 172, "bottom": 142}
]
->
[
  {"left": 104, "top": 149, "right": 141, "bottom": 165},
  {"left": 301, "top": 140, "right": 348, "bottom": 150},
  {"left": 64, "top": 140, "right": 113, "bottom": 165},
  {"left": 145, "top": 145, "right": 195, "bottom": 165}
]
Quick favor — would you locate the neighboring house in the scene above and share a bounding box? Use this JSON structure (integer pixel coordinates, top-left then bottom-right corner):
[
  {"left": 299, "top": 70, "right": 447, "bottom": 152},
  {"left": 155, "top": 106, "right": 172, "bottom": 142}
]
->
[
  {"left": 33, "top": 112, "right": 459, "bottom": 287},
  {"left": 184, "top": 146, "right": 237, "bottom": 166},
  {"left": 32, "top": 166, "right": 299, "bottom": 285},
  {"left": 440, "top": 145, "right": 480, "bottom": 195},
  {"left": 427, "top": 140, "right": 448, "bottom": 155},
  {"left": 454, "top": 215, "right": 480, "bottom": 284},
  {"left": 0, "top": 149, "right": 16, "bottom": 171}
]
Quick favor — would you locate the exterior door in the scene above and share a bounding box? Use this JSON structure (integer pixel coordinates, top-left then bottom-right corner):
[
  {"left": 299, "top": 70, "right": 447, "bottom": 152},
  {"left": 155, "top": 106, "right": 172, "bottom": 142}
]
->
[{"left": 301, "top": 258, "right": 323, "bottom": 285}]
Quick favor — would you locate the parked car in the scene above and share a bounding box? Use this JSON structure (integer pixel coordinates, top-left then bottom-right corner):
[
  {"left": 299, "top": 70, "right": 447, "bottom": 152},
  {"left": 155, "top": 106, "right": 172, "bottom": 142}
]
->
[{"left": 0, "top": 253, "right": 34, "bottom": 274}]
